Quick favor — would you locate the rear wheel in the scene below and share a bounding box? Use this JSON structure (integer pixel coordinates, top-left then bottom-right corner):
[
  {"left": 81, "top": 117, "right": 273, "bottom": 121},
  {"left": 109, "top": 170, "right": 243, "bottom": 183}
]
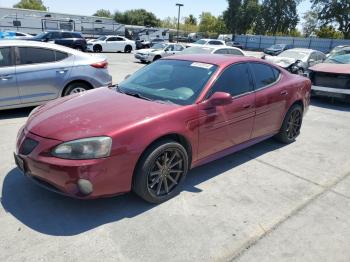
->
[
  {"left": 275, "top": 104, "right": 303, "bottom": 144},
  {"left": 93, "top": 45, "right": 102, "bottom": 53},
  {"left": 63, "top": 82, "right": 91, "bottom": 96},
  {"left": 133, "top": 140, "right": 189, "bottom": 203},
  {"left": 124, "top": 45, "right": 132, "bottom": 53}
]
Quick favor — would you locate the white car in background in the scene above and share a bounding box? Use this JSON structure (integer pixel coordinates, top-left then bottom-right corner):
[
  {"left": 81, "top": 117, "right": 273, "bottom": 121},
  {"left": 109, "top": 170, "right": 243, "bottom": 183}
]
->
[
  {"left": 134, "top": 43, "right": 185, "bottom": 63},
  {"left": 87, "top": 35, "right": 136, "bottom": 53},
  {"left": 181, "top": 46, "right": 245, "bottom": 56},
  {"left": 186, "top": 39, "right": 226, "bottom": 48}
]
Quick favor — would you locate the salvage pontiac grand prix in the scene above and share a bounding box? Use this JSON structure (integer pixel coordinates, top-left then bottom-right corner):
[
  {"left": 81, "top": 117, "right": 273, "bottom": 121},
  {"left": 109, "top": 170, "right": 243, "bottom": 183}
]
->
[{"left": 15, "top": 55, "right": 311, "bottom": 203}]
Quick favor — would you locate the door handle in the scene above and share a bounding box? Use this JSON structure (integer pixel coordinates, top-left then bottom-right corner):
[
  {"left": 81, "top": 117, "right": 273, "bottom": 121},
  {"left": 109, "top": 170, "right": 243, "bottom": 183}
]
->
[
  {"left": 280, "top": 90, "right": 288, "bottom": 96},
  {"left": 243, "top": 104, "right": 252, "bottom": 109},
  {"left": 0, "top": 75, "right": 13, "bottom": 80},
  {"left": 56, "top": 69, "right": 68, "bottom": 74}
]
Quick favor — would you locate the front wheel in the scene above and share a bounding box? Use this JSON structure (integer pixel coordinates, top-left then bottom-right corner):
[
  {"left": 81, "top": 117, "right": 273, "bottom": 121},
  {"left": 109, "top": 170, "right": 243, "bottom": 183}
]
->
[
  {"left": 133, "top": 140, "right": 189, "bottom": 204},
  {"left": 275, "top": 104, "right": 303, "bottom": 144}
]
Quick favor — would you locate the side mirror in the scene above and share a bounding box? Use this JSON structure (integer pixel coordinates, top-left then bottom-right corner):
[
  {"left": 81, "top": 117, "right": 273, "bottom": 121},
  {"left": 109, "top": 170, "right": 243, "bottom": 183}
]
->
[
  {"left": 309, "top": 58, "right": 315, "bottom": 64},
  {"left": 202, "top": 92, "right": 232, "bottom": 108}
]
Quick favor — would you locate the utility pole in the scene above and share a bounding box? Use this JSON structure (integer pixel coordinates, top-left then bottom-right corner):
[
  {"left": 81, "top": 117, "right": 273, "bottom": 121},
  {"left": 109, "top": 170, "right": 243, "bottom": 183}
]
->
[{"left": 176, "top": 3, "right": 183, "bottom": 43}]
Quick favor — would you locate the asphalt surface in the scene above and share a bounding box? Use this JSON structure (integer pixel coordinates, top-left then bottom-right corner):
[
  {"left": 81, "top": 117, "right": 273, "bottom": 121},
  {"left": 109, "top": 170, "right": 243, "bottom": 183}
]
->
[{"left": 0, "top": 52, "right": 350, "bottom": 262}]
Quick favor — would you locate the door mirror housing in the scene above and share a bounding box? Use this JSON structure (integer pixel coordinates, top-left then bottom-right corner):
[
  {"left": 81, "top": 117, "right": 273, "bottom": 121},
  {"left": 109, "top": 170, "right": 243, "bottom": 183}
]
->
[
  {"left": 308, "top": 58, "right": 315, "bottom": 64},
  {"left": 203, "top": 92, "right": 232, "bottom": 108}
]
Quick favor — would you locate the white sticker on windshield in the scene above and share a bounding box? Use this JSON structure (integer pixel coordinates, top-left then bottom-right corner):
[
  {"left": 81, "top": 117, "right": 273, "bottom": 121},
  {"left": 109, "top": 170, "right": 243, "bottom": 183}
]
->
[{"left": 190, "top": 62, "right": 213, "bottom": 69}]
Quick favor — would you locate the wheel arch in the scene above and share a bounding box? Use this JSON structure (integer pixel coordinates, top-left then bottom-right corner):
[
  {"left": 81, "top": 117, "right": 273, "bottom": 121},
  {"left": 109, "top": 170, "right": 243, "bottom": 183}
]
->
[
  {"left": 61, "top": 80, "right": 94, "bottom": 97},
  {"left": 132, "top": 133, "right": 193, "bottom": 184}
]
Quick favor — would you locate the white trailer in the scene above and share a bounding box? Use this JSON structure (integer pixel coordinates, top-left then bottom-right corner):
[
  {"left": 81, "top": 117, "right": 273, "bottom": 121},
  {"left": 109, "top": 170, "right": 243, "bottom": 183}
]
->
[
  {"left": 126, "top": 25, "right": 169, "bottom": 42},
  {"left": 0, "top": 7, "right": 125, "bottom": 37}
]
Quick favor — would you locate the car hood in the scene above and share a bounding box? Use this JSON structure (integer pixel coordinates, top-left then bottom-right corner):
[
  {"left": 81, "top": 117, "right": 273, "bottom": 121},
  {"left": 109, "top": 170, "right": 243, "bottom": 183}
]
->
[
  {"left": 265, "top": 55, "right": 297, "bottom": 68},
  {"left": 26, "top": 87, "right": 179, "bottom": 141},
  {"left": 137, "top": 48, "right": 162, "bottom": 54},
  {"left": 309, "top": 63, "right": 350, "bottom": 74}
]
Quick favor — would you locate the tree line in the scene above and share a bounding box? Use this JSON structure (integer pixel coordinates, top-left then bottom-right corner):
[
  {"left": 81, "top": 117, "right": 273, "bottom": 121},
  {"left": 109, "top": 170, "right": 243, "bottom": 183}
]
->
[{"left": 12, "top": 0, "right": 350, "bottom": 39}]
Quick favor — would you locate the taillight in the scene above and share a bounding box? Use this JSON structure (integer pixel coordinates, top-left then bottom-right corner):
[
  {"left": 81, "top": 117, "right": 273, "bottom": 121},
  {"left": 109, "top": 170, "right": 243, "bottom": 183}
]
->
[{"left": 91, "top": 60, "right": 108, "bottom": 69}]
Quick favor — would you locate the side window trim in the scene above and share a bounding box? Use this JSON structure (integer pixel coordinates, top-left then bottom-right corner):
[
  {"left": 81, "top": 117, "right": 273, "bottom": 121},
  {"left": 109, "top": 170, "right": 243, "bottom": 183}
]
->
[
  {"left": 248, "top": 62, "right": 281, "bottom": 92},
  {"left": 205, "top": 62, "right": 255, "bottom": 99}
]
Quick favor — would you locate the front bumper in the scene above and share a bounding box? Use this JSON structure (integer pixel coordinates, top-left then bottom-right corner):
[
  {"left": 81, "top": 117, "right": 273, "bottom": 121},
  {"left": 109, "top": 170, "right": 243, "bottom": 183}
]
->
[
  {"left": 134, "top": 53, "right": 153, "bottom": 62},
  {"left": 312, "top": 85, "right": 350, "bottom": 99},
  {"left": 15, "top": 129, "right": 131, "bottom": 199}
]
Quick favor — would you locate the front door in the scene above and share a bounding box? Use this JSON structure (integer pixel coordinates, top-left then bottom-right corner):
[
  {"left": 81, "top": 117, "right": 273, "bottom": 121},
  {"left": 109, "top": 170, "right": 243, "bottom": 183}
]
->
[
  {"left": 197, "top": 63, "right": 256, "bottom": 160},
  {"left": 0, "top": 47, "right": 21, "bottom": 107}
]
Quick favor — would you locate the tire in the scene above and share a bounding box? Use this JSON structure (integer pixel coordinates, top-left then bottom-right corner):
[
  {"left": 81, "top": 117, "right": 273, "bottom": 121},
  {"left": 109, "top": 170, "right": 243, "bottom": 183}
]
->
[
  {"left": 153, "top": 55, "right": 161, "bottom": 62},
  {"left": 93, "top": 45, "right": 102, "bottom": 53},
  {"left": 63, "top": 82, "right": 91, "bottom": 96},
  {"left": 124, "top": 45, "right": 132, "bottom": 53},
  {"left": 132, "top": 140, "right": 189, "bottom": 204},
  {"left": 275, "top": 104, "right": 303, "bottom": 144}
]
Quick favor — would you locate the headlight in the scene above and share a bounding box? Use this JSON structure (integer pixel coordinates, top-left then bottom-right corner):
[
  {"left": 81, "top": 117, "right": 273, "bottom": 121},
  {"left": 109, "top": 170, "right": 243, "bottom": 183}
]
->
[{"left": 52, "top": 137, "right": 112, "bottom": 160}]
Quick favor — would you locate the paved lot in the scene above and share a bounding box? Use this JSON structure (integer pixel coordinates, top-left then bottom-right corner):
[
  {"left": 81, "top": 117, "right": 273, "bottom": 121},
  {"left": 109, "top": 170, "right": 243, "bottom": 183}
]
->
[{"left": 1, "top": 53, "right": 350, "bottom": 262}]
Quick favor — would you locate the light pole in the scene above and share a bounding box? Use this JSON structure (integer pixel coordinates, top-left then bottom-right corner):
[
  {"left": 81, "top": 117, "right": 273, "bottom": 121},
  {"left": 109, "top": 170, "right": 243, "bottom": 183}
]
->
[{"left": 176, "top": 3, "right": 183, "bottom": 43}]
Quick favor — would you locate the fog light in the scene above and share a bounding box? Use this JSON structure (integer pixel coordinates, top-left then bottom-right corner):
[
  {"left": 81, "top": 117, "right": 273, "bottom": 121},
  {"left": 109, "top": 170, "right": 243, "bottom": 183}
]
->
[{"left": 77, "top": 179, "right": 93, "bottom": 195}]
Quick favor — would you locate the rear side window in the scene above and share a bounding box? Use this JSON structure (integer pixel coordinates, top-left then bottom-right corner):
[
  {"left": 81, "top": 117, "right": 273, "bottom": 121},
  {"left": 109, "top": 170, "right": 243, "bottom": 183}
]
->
[
  {"left": 208, "top": 63, "right": 253, "bottom": 97},
  {"left": 55, "top": 51, "right": 69, "bottom": 61},
  {"left": 250, "top": 63, "right": 279, "bottom": 89},
  {"left": 0, "top": 47, "right": 13, "bottom": 67},
  {"left": 62, "top": 32, "right": 72, "bottom": 38},
  {"left": 18, "top": 47, "right": 56, "bottom": 65},
  {"left": 72, "top": 33, "right": 82, "bottom": 38},
  {"left": 227, "top": 49, "right": 244, "bottom": 56},
  {"left": 208, "top": 41, "right": 223, "bottom": 45}
]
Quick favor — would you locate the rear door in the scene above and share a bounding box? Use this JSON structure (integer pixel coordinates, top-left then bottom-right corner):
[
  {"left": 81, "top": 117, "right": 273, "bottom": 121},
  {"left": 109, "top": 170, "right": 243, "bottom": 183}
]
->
[
  {"left": 249, "top": 62, "right": 287, "bottom": 138},
  {"left": 0, "top": 47, "right": 21, "bottom": 107},
  {"left": 15, "top": 47, "right": 72, "bottom": 104}
]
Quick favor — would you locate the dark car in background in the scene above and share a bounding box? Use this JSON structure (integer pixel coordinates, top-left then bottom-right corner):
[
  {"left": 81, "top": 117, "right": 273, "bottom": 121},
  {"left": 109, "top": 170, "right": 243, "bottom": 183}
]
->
[
  {"left": 264, "top": 44, "right": 292, "bottom": 56},
  {"left": 226, "top": 41, "right": 244, "bottom": 49},
  {"left": 29, "top": 31, "right": 87, "bottom": 51}
]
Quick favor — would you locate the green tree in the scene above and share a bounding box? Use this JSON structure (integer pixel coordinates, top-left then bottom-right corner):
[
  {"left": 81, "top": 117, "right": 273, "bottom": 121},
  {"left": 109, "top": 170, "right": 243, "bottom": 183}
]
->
[
  {"left": 93, "top": 9, "right": 112, "bottom": 18},
  {"left": 114, "top": 9, "right": 160, "bottom": 27},
  {"left": 237, "top": 0, "right": 260, "bottom": 34},
  {"left": 302, "top": 9, "right": 319, "bottom": 37},
  {"left": 311, "top": 0, "right": 350, "bottom": 39},
  {"left": 185, "top": 14, "right": 197, "bottom": 26},
  {"left": 316, "top": 25, "right": 343, "bottom": 39},
  {"left": 257, "top": 0, "right": 300, "bottom": 35},
  {"left": 223, "top": 0, "right": 242, "bottom": 34},
  {"left": 13, "top": 0, "right": 47, "bottom": 11},
  {"left": 199, "top": 12, "right": 218, "bottom": 33}
]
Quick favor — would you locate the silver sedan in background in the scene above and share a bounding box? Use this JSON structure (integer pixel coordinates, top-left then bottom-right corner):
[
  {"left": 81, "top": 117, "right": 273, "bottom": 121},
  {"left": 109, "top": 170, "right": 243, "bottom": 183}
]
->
[
  {"left": 0, "top": 40, "right": 112, "bottom": 110},
  {"left": 181, "top": 46, "right": 245, "bottom": 56}
]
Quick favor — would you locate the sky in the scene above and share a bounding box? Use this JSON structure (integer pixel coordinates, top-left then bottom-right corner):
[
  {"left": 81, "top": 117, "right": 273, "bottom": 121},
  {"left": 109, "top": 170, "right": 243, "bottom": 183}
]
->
[{"left": 1, "top": 0, "right": 312, "bottom": 26}]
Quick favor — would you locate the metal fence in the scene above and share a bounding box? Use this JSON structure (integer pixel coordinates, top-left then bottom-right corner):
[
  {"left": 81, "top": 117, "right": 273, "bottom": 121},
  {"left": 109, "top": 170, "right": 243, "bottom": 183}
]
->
[{"left": 234, "top": 35, "right": 350, "bottom": 53}]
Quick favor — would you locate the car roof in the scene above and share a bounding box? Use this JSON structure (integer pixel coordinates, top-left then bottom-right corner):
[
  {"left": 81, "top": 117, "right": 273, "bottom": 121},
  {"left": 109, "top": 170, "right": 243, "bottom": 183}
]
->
[
  {"left": 0, "top": 40, "right": 83, "bottom": 54},
  {"left": 165, "top": 54, "right": 260, "bottom": 66},
  {"left": 285, "top": 48, "right": 317, "bottom": 53}
]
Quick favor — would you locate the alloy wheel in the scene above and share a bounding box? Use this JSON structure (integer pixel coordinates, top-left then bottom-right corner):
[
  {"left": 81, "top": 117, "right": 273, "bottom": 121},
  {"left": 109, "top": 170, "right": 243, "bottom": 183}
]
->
[
  {"left": 147, "top": 148, "right": 185, "bottom": 197},
  {"left": 286, "top": 109, "right": 302, "bottom": 139},
  {"left": 69, "top": 87, "right": 86, "bottom": 94}
]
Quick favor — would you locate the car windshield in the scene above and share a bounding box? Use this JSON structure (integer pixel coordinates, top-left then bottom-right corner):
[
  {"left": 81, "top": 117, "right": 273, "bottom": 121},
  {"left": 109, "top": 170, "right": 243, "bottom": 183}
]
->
[
  {"left": 181, "top": 47, "right": 214, "bottom": 54},
  {"left": 152, "top": 43, "right": 167, "bottom": 49},
  {"left": 325, "top": 54, "right": 350, "bottom": 64},
  {"left": 194, "top": 40, "right": 207, "bottom": 45},
  {"left": 97, "top": 36, "right": 107, "bottom": 41},
  {"left": 329, "top": 49, "right": 350, "bottom": 58},
  {"left": 278, "top": 50, "right": 308, "bottom": 59},
  {"left": 118, "top": 60, "right": 218, "bottom": 105},
  {"left": 271, "top": 44, "right": 285, "bottom": 49}
]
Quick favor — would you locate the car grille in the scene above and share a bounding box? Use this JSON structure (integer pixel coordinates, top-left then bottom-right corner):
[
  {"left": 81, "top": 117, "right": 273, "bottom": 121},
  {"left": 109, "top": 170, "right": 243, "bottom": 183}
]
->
[
  {"left": 20, "top": 138, "right": 38, "bottom": 155},
  {"left": 312, "top": 72, "right": 350, "bottom": 90}
]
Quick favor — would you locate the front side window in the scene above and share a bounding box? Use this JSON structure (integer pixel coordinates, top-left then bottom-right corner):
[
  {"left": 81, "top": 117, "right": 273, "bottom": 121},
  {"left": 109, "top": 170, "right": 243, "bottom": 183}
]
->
[
  {"left": 227, "top": 49, "right": 244, "bottom": 56},
  {"left": 209, "top": 41, "right": 223, "bottom": 45},
  {"left": 0, "top": 47, "right": 12, "bottom": 67},
  {"left": 62, "top": 32, "right": 72, "bottom": 38},
  {"left": 119, "top": 60, "right": 218, "bottom": 105},
  {"left": 18, "top": 47, "right": 56, "bottom": 65},
  {"left": 208, "top": 63, "right": 253, "bottom": 97},
  {"left": 250, "top": 63, "right": 279, "bottom": 89},
  {"left": 107, "top": 37, "right": 118, "bottom": 41},
  {"left": 214, "top": 49, "right": 227, "bottom": 54}
]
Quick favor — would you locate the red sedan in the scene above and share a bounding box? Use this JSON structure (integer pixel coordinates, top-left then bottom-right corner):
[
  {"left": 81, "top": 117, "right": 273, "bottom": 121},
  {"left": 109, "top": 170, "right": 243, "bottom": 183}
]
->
[{"left": 15, "top": 55, "right": 311, "bottom": 203}]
